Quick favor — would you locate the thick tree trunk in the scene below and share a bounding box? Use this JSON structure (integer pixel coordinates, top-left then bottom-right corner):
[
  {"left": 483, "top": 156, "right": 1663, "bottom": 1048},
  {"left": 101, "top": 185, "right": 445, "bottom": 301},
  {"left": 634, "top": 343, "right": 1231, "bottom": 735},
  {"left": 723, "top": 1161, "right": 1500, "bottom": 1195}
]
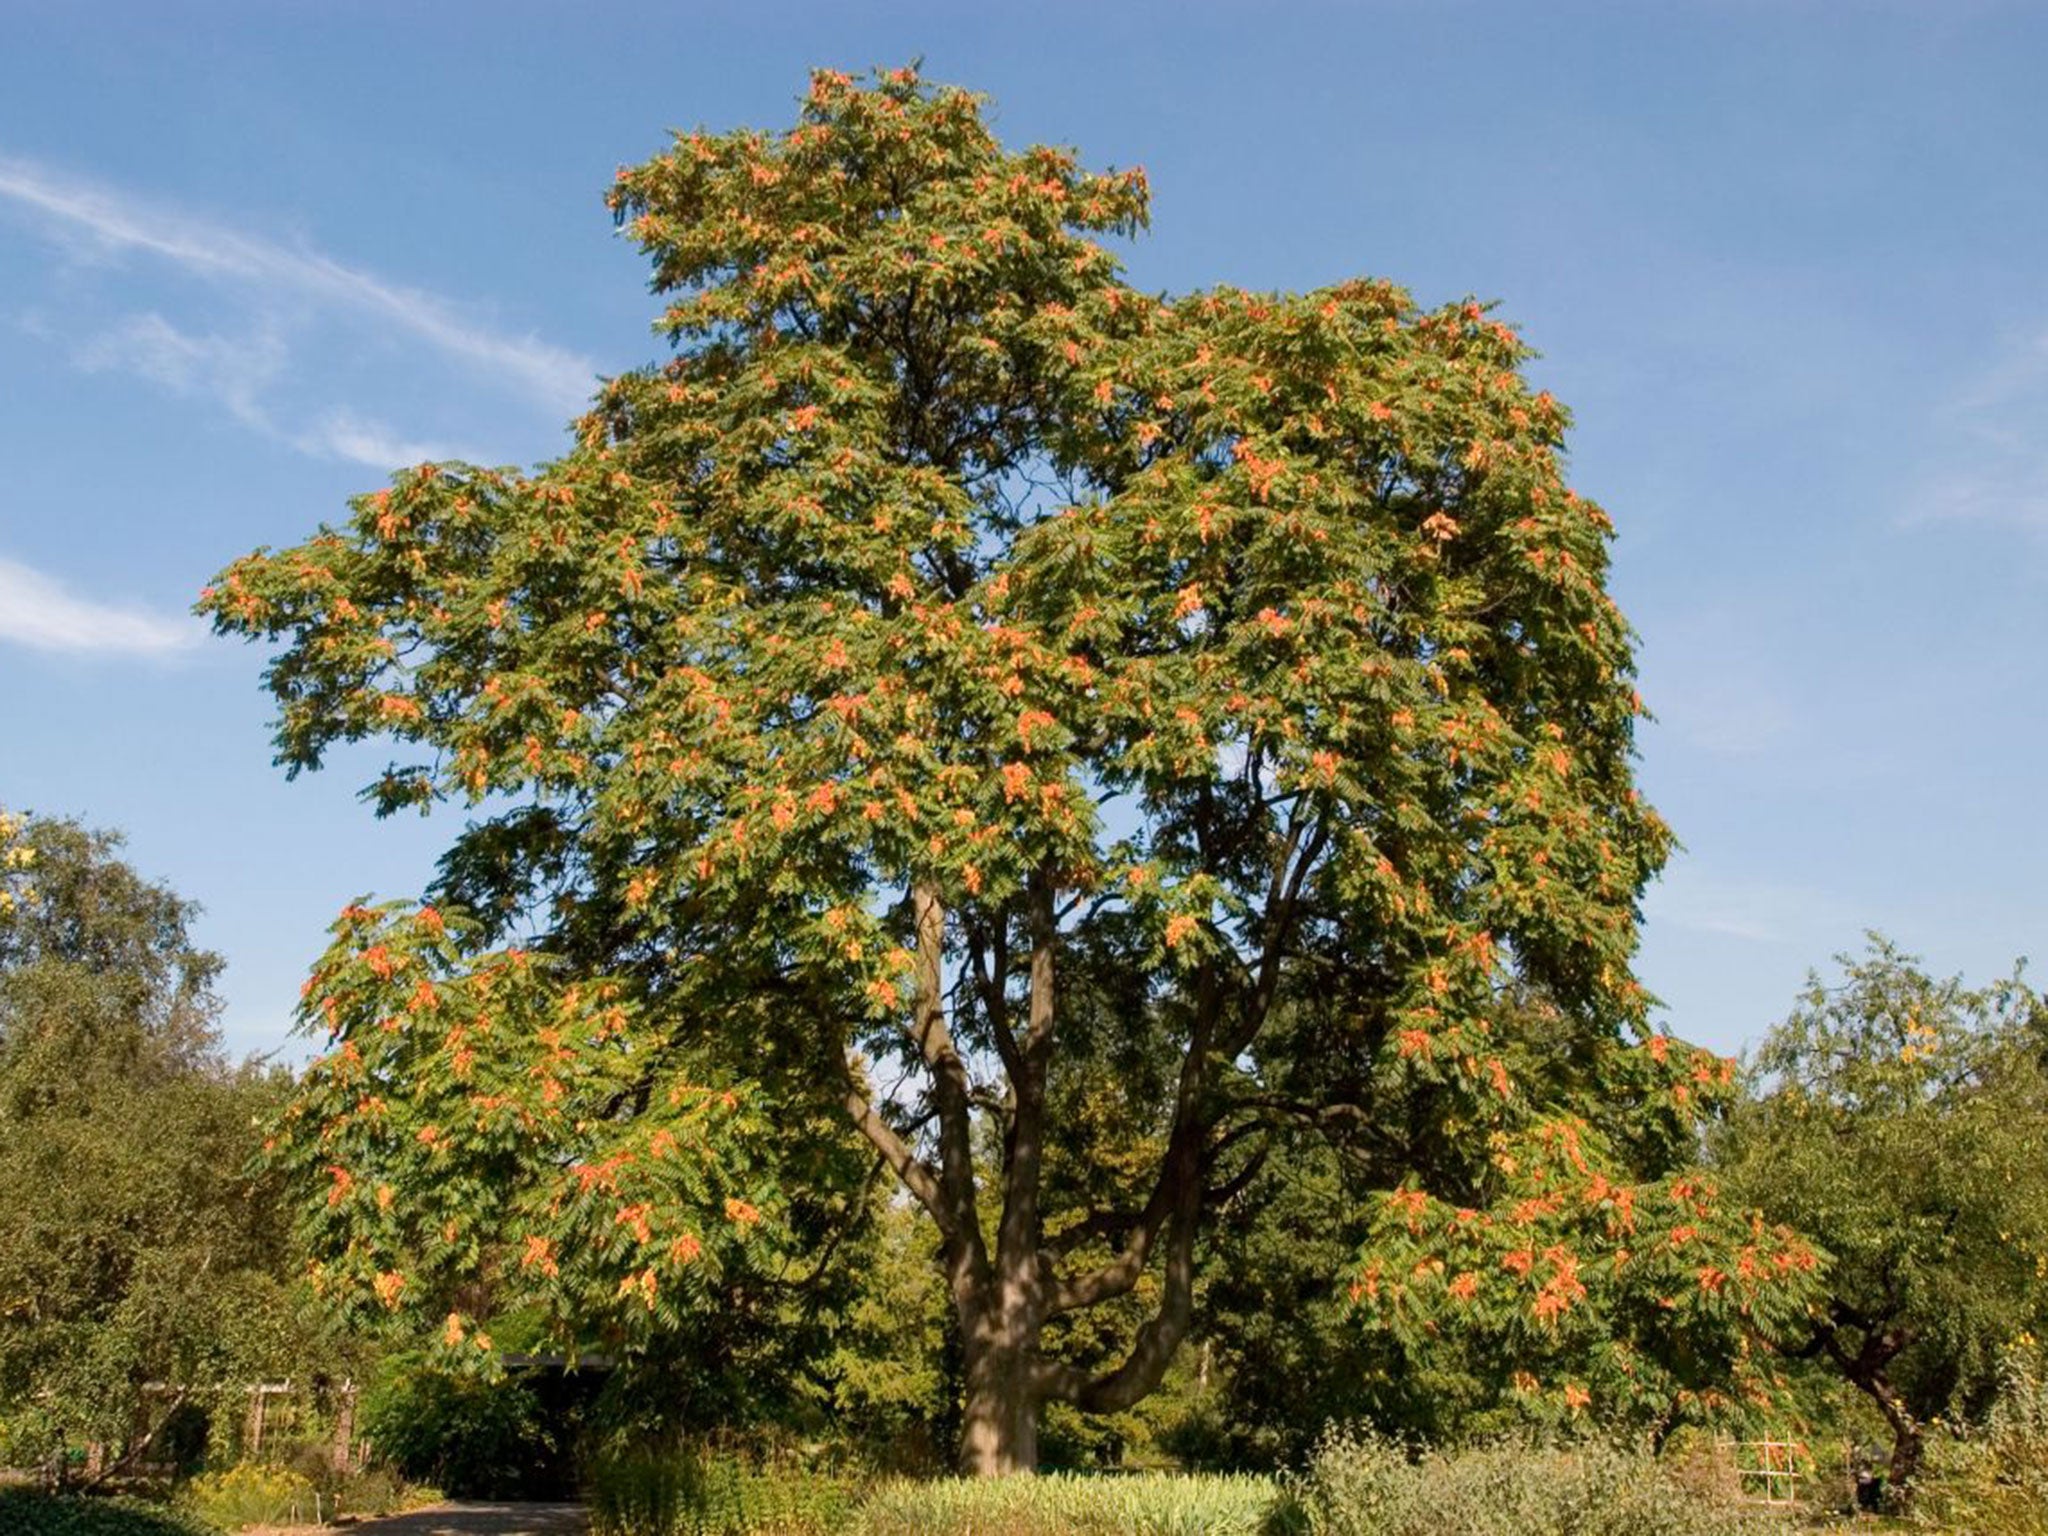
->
[
  {"left": 958, "top": 1316, "right": 1041, "bottom": 1475},
  {"left": 841, "top": 877, "right": 1260, "bottom": 1476},
  {"left": 954, "top": 876, "right": 1059, "bottom": 1476}
]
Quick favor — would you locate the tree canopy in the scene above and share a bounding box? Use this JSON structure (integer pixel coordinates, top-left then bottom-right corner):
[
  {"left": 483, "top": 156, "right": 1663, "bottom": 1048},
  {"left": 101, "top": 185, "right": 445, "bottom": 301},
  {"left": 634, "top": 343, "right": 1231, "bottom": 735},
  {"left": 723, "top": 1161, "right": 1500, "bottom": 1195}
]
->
[
  {"left": 0, "top": 810, "right": 304, "bottom": 1467},
  {"left": 204, "top": 66, "right": 1810, "bottom": 1471},
  {"left": 1718, "top": 938, "right": 2048, "bottom": 1506}
]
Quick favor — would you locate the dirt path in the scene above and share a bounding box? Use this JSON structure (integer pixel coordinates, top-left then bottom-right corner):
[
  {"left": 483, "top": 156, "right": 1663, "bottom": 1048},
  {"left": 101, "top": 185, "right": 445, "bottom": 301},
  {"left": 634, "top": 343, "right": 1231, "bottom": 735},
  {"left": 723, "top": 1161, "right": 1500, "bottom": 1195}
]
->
[{"left": 314, "top": 1503, "right": 588, "bottom": 1535}]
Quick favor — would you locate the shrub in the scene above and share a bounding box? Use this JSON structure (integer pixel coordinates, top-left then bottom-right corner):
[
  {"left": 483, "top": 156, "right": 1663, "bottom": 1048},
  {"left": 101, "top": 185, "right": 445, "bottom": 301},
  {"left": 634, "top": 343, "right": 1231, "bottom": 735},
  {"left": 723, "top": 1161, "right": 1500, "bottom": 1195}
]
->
[
  {"left": 332, "top": 1465, "right": 423, "bottom": 1519},
  {"left": 1277, "top": 1431, "right": 1778, "bottom": 1536},
  {"left": 585, "top": 1443, "right": 858, "bottom": 1536},
  {"left": 0, "top": 1487, "right": 218, "bottom": 1536},
  {"left": 177, "top": 1462, "right": 319, "bottom": 1530},
  {"left": 1910, "top": 1349, "right": 2048, "bottom": 1534},
  {"left": 853, "top": 1471, "right": 1277, "bottom": 1536},
  {"left": 360, "top": 1363, "right": 552, "bottom": 1498},
  {"left": 585, "top": 1442, "right": 691, "bottom": 1536}
]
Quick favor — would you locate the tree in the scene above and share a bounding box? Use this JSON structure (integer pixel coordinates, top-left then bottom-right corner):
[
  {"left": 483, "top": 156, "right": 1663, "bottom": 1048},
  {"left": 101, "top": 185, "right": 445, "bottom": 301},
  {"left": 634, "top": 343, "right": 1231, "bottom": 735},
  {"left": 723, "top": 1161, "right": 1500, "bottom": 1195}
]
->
[
  {"left": 1218, "top": 994, "right": 1818, "bottom": 1455},
  {"left": 0, "top": 809, "right": 307, "bottom": 1469},
  {"left": 204, "top": 67, "right": 1796, "bottom": 1472},
  {"left": 1717, "top": 938, "right": 2048, "bottom": 1507}
]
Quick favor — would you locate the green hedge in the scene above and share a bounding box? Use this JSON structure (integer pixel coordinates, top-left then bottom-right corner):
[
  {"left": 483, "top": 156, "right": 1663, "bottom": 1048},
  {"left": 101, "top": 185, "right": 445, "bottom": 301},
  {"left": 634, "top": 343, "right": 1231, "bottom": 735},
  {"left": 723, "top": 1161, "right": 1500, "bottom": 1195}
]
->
[{"left": 0, "top": 1489, "right": 218, "bottom": 1536}]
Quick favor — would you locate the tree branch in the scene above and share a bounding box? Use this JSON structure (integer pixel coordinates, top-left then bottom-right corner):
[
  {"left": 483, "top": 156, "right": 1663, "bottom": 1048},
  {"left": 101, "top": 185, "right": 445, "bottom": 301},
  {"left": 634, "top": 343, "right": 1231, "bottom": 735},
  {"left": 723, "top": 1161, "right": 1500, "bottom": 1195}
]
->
[{"left": 841, "top": 1080, "right": 948, "bottom": 1233}]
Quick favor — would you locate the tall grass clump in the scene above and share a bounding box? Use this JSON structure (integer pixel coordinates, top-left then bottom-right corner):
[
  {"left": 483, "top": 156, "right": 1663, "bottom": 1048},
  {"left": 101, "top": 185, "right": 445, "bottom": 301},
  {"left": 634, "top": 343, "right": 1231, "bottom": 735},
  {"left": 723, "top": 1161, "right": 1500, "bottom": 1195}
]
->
[
  {"left": 854, "top": 1470, "right": 1277, "bottom": 1536},
  {"left": 1277, "top": 1430, "right": 1778, "bottom": 1536},
  {"left": 584, "top": 1442, "right": 858, "bottom": 1536}
]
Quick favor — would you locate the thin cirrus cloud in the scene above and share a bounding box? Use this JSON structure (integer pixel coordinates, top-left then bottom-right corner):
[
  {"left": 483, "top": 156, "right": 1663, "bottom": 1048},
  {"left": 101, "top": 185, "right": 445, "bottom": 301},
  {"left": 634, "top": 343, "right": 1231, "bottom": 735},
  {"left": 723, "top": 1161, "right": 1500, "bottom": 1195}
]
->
[
  {"left": 1642, "top": 867, "right": 1848, "bottom": 946},
  {"left": 1907, "top": 326, "right": 2048, "bottom": 537},
  {"left": 0, "top": 150, "right": 598, "bottom": 462},
  {"left": 0, "top": 555, "right": 201, "bottom": 658},
  {"left": 72, "top": 312, "right": 486, "bottom": 468}
]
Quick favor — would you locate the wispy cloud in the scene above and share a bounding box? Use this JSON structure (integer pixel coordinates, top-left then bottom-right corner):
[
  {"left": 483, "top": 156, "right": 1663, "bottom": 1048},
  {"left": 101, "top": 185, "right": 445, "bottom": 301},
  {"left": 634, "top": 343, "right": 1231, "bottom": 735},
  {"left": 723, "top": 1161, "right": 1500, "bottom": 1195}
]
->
[
  {"left": 1644, "top": 868, "right": 1849, "bottom": 945},
  {"left": 0, "top": 152, "right": 597, "bottom": 417},
  {"left": 296, "top": 409, "right": 483, "bottom": 470},
  {"left": 71, "top": 312, "right": 486, "bottom": 468},
  {"left": 1907, "top": 325, "right": 2048, "bottom": 536},
  {"left": 0, "top": 555, "right": 201, "bottom": 657},
  {"left": 75, "top": 311, "right": 285, "bottom": 432}
]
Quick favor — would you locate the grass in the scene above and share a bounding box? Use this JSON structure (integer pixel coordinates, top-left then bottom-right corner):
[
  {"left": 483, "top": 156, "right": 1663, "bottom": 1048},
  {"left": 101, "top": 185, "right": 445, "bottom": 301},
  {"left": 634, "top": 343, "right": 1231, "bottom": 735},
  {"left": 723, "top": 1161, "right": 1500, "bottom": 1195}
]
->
[
  {"left": 855, "top": 1471, "right": 1278, "bottom": 1536},
  {"left": 1284, "top": 1431, "right": 1788, "bottom": 1536},
  {"left": 585, "top": 1445, "right": 859, "bottom": 1536}
]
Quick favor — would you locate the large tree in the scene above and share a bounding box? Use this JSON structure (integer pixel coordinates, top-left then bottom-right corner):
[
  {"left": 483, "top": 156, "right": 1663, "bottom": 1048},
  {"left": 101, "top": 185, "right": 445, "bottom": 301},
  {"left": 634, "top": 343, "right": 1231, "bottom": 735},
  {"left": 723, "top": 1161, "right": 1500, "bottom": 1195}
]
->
[
  {"left": 206, "top": 68, "right": 1805, "bottom": 1472},
  {"left": 1717, "top": 939, "right": 2048, "bottom": 1507}
]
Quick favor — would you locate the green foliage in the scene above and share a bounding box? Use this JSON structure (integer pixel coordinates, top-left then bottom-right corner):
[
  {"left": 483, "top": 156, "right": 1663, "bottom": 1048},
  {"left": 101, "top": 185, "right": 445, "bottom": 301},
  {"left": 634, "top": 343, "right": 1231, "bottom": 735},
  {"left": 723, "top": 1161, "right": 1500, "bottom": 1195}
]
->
[
  {"left": 1905, "top": 1349, "right": 2048, "bottom": 1534},
  {"left": 175, "top": 1458, "right": 426, "bottom": 1530},
  {"left": 1979, "top": 1351, "right": 2048, "bottom": 1514},
  {"left": 585, "top": 1445, "right": 858, "bottom": 1536},
  {"left": 586, "top": 1443, "right": 695, "bottom": 1536},
  {"left": 266, "top": 898, "right": 809, "bottom": 1371},
  {"left": 334, "top": 1464, "right": 420, "bottom": 1519},
  {"left": 203, "top": 65, "right": 1691, "bottom": 1459},
  {"left": 1717, "top": 938, "right": 2048, "bottom": 1498},
  {"left": 0, "top": 1489, "right": 218, "bottom": 1536},
  {"left": 1352, "top": 1099, "right": 1820, "bottom": 1435},
  {"left": 854, "top": 1471, "right": 1276, "bottom": 1536},
  {"left": 175, "top": 1462, "right": 316, "bottom": 1530},
  {"left": 1166, "top": 1136, "right": 1467, "bottom": 1464},
  {"left": 358, "top": 1361, "right": 552, "bottom": 1498},
  {"left": 816, "top": 1198, "right": 952, "bottom": 1471},
  {"left": 1183, "top": 1005, "right": 1821, "bottom": 1461},
  {"left": 0, "top": 810, "right": 312, "bottom": 1461},
  {"left": 1276, "top": 1430, "right": 1775, "bottom": 1536}
]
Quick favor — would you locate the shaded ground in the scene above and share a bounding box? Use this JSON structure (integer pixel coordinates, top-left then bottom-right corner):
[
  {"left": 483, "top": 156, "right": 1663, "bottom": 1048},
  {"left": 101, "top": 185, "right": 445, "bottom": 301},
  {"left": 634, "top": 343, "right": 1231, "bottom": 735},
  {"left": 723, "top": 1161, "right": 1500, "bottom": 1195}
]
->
[{"left": 268, "top": 1504, "right": 587, "bottom": 1536}]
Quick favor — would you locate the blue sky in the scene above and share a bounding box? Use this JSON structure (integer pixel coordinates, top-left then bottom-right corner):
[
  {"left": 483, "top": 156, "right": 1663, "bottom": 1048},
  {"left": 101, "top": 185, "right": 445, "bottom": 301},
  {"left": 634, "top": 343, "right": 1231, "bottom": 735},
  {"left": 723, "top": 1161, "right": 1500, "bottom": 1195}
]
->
[{"left": 2, "top": 1, "right": 2043, "bottom": 1061}]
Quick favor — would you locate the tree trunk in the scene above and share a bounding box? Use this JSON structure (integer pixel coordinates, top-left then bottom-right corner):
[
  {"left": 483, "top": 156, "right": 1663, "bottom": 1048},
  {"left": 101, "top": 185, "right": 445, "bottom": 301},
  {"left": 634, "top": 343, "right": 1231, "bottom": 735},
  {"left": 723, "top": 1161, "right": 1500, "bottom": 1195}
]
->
[
  {"left": 957, "top": 1301, "right": 1041, "bottom": 1475},
  {"left": 955, "top": 874, "right": 1058, "bottom": 1476},
  {"left": 1859, "top": 1366, "right": 1922, "bottom": 1512},
  {"left": 1874, "top": 1383, "right": 1923, "bottom": 1513},
  {"left": 1883, "top": 1426, "right": 1924, "bottom": 1513}
]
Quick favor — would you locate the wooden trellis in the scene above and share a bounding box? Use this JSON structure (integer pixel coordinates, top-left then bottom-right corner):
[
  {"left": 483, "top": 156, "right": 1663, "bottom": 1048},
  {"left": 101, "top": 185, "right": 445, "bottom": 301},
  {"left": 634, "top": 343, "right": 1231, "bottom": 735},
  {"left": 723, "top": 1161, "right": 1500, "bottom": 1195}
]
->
[{"left": 1721, "top": 1435, "right": 1805, "bottom": 1505}]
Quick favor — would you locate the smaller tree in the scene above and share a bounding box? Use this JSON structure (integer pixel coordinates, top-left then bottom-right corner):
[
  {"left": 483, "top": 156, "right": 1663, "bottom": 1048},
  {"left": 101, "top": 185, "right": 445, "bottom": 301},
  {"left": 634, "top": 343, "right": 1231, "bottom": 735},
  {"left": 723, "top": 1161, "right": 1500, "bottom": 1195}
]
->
[
  {"left": 1718, "top": 937, "right": 2048, "bottom": 1507},
  {"left": 0, "top": 809, "right": 310, "bottom": 1471}
]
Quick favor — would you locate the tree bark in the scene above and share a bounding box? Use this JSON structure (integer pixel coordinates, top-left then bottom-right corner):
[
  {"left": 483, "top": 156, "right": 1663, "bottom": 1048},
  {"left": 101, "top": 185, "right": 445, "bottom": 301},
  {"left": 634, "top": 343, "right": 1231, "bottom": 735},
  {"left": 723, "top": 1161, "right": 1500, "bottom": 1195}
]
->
[
  {"left": 1817, "top": 1318, "right": 1922, "bottom": 1512},
  {"left": 1867, "top": 1370, "right": 1923, "bottom": 1512},
  {"left": 958, "top": 1293, "right": 1043, "bottom": 1475},
  {"left": 838, "top": 854, "right": 1299, "bottom": 1474},
  {"left": 954, "top": 877, "right": 1059, "bottom": 1474}
]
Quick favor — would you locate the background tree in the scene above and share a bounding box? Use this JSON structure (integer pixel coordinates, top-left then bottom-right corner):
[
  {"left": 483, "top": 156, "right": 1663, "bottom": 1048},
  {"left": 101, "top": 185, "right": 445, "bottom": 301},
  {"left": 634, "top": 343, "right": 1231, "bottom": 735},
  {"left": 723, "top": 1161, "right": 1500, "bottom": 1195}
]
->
[
  {"left": 1717, "top": 938, "right": 2048, "bottom": 1507},
  {"left": 0, "top": 809, "right": 308, "bottom": 1471},
  {"left": 206, "top": 67, "right": 1799, "bottom": 1472}
]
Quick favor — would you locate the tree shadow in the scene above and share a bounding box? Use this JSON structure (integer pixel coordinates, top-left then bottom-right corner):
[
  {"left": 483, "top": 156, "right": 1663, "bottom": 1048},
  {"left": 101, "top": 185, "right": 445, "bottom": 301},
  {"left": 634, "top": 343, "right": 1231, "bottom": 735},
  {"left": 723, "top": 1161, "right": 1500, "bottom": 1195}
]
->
[{"left": 340, "top": 1502, "right": 587, "bottom": 1535}]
